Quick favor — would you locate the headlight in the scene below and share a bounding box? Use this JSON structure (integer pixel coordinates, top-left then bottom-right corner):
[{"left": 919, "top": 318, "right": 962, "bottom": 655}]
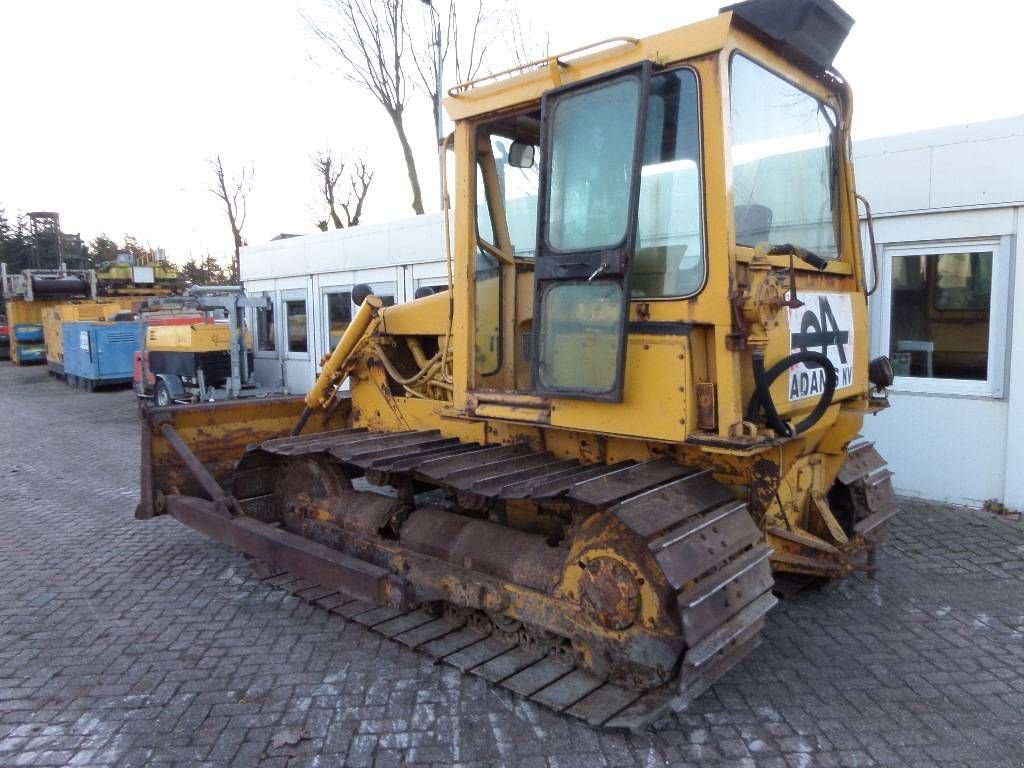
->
[{"left": 869, "top": 355, "right": 894, "bottom": 389}]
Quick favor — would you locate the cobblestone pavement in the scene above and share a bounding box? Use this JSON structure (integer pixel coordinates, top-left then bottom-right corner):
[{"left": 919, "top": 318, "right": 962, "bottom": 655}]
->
[{"left": 1, "top": 362, "right": 1023, "bottom": 768}]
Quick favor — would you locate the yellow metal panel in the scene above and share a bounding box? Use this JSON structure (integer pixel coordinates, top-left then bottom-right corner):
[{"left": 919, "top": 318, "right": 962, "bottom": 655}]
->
[
  {"left": 444, "top": 15, "right": 732, "bottom": 121},
  {"left": 550, "top": 334, "right": 689, "bottom": 442},
  {"left": 42, "top": 308, "right": 63, "bottom": 364},
  {"left": 379, "top": 292, "right": 448, "bottom": 336},
  {"left": 146, "top": 324, "right": 231, "bottom": 353}
]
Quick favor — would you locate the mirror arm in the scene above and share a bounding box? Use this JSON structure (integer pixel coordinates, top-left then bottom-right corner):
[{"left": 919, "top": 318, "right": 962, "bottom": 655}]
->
[{"left": 477, "top": 237, "right": 517, "bottom": 266}]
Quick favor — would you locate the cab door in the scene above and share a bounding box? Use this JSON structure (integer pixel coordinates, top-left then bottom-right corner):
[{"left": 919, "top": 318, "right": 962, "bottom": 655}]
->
[{"left": 531, "top": 63, "right": 651, "bottom": 401}]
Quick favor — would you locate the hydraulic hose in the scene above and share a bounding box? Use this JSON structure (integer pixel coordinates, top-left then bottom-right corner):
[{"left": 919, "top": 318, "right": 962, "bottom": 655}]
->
[{"left": 747, "top": 350, "right": 838, "bottom": 437}]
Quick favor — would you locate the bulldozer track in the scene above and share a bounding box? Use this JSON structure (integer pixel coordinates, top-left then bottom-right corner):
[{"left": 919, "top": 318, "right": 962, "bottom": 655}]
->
[{"left": 233, "top": 428, "right": 778, "bottom": 731}]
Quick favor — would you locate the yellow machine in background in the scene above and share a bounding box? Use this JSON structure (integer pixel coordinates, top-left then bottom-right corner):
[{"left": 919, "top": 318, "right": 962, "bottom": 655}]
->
[
  {"left": 95, "top": 257, "right": 184, "bottom": 296},
  {"left": 145, "top": 323, "right": 234, "bottom": 354},
  {"left": 140, "top": 0, "right": 897, "bottom": 729},
  {"left": 135, "top": 288, "right": 264, "bottom": 406}
]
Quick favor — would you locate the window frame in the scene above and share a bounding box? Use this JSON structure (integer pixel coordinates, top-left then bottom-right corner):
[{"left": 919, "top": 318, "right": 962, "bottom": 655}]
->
[
  {"left": 876, "top": 237, "right": 1008, "bottom": 398},
  {"left": 321, "top": 285, "right": 354, "bottom": 352},
  {"left": 634, "top": 64, "right": 708, "bottom": 300},
  {"left": 281, "top": 292, "right": 310, "bottom": 358},
  {"left": 471, "top": 63, "right": 708, "bottom": 300},
  {"left": 727, "top": 51, "right": 843, "bottom": 261},
  {"left": 253, "top": 291, "right": 277, "bottom": 357}
]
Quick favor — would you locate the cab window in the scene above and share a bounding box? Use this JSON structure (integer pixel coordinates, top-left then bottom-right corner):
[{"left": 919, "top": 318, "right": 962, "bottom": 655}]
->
[
  {"left": 730, "top": 55, "right": 839, "bottom": 259},
  {"left": 635, "top": 68, "right": 705, "bottom": 297}
]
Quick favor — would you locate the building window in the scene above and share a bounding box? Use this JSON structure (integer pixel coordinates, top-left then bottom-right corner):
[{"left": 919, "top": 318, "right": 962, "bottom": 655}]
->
[
  {"left": 285, "top": 300, "right": 308, "bottom": 354},
  {"left": 256, "top": 303, "right": 275, "bottom": 352},
  {"left": 325, "top": 291, "right": 352, "bottom": 348},
  {"left": 881, "top": 240, "right": 1006, "bottom": 396}
]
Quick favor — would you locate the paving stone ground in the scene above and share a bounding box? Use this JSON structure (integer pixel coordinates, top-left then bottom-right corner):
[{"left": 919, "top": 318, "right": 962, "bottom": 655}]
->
[{"left": 1, "top": 362, "right": 1023, "bottom": 768}]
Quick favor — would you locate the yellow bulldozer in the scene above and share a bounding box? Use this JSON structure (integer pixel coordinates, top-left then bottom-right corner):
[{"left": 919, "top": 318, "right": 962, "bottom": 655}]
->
[{"left": 139, "top": 0, "right": 897, "bottom": 730}]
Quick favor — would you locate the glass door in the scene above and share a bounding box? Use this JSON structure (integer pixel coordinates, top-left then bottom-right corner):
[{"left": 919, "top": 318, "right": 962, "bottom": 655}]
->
[{"left": 531, "top": 63, "right": 650, "bottom": 401}]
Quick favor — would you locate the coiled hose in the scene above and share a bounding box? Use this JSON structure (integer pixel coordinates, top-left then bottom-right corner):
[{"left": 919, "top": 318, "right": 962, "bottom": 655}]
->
[{"left": 746, "top": 350, "right": 838, "bottom": 437}]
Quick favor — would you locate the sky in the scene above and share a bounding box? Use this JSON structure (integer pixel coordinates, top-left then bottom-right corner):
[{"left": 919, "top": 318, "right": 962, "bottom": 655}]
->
[{"left": 2, "top": 0, "right": 1023, "bottom": 268}]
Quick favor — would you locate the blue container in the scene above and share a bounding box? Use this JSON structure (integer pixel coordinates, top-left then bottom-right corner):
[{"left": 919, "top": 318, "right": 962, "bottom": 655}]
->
[
  {"left": 62, "top": 321, "right": 144, "bottom": 388},
  {"left": 13, "top": 324, "right": 43, "bottom": 343},
  {"left": 15, "top": 344, "right": 46, "bottom": 362}
]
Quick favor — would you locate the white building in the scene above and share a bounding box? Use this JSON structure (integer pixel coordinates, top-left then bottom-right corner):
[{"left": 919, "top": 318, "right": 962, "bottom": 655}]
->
[
  {"left": 240, "top": 115, "right": 1024, "bottom": 510},
  {"left": 856, "top": 115, "right": 1024, "bottom": 508},
  {"left": 240, "top": 215, "right": 448, "bottom": 394}
]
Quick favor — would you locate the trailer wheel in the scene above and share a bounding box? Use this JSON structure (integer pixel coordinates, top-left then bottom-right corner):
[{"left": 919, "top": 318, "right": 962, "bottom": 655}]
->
[{"left": 154, "top": 380, "right": 172, "bottom": 407}]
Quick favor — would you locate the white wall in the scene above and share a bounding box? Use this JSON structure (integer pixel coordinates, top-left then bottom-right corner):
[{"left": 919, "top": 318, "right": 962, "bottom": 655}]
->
[
  {"left": 855, "top": 116, "right": 1024, "bottom": 508},
  {"left": 240, "top": 215, "right": 448, "bottom": 394}
]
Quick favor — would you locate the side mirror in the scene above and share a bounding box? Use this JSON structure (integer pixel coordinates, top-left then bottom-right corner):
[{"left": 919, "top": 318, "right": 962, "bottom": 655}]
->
[
  {"left": 352, "top": 283, "right": 375, "bottom": 306},
  {"left": 508, "top": 141, "right": 535, "bottom": 169}
]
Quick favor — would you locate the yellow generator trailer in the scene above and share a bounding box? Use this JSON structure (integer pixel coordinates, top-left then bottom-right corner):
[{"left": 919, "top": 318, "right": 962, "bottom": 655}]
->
[
  {"left": 135, "top": 288, "right": 264, "bottom": 405},
  {"left": 139, "top": 0, "right": 897, "bottom": 730}
]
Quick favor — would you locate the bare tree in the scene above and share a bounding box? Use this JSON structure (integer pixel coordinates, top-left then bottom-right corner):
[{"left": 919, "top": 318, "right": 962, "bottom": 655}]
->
[
  {"left": 306, "top": 0, "right": 424, "bottom": 215},
  {"left": 209, "top": 155, "right": 252, "bottom": 279},
  {"left": 411, "top": 1, "right": 496, "bottom": 146},
  {"left": 314, "top": 150, "right": 345, "bottom": 230},
  {"left": 313, "top": 149, "right": 375, "bottom": 229},
  {"left": 411, "top": 2, "right": 546, "bottom": 145},
  {"left": 506, "top": 5, "right": 549, "bottom": 68}
]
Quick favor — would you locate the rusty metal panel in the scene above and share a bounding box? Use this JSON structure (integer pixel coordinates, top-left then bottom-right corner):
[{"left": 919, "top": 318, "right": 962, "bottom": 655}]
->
[
  {"left": 603, "top": 692, "right": 673, "bottom": 731},
  {"left": 315, "top": 594, "right": 354, "bottom": 611},
  {"left": 612, "top": 470, "right": 733, "bottom": 538},
  {"left": 651, "top": 503, "right": 760, "bottom": 589},
  {"left": 837, "top": 441, "right": 887, "bottom": 484},
  {"left": 444, "top": 636, "right": 516, "bottom": 672},
  {"left": 696, "top": 381, "right": 717, "bottom": 431},
  {"left": 144, "top": 395, "right": 338, "bottom": 510},
  {"left": 684, "top": 591, "right": 776, "bottom": 667},
  {"left": 231, "top": 468, "right": 278, "bottom": 498},
  {"left": 373, "top": 610, "right": 437, "bottom": 638},
  {"left": 330, "top": 430, "right": 441, "bottom": 461},
  {"left": 166, "top": 496, "right": 399, "bottom": 606},
  {"left": 331, "top": 600, "right": 377, "bottom": 619},
  {"left": 564, "top": 684, "right": 642, "bottom": 726},
  {"left": 344, "top": 437, "right": 461, "bottom": 467},
  {"left": 415, "top": 445, "right": 519, "bottom": 479},
  {"left": 673, "top": 625, "right": 762, "bottom": 714},
  {"left": 281, "top": 577, "right": 317, "bottom": 595},
  {"left": 509, "top": 461, "right": 635, "bottom": 499},
  {"left": 419, "top": 626, "right": 488, "bottom": 659},
  {"left": 473, "top": 647, "right": 546, "bottom": 683},
  {"left": 678, "top": 546, "right": 774, "bottom": 646},
  {"left": 393, "top": 617, "right": 465, "bottom": 648},
  {"left": 568, "top": 458, "right": 692, "bottom": 508},
  {"left": 260, "top": 428, "right": 368, "bottom": 456},
  {"left": 445, "top": 453, "right": 556, "bottom": 490},
  {"left": 352, "top": 606, "right": 404, "bottom": 627},
  {"left": 369, "top": 443, "right": 481, "bottom": 473},
  {"left": 238, "top": 495, "right": 276, "bottom": 522},
  {"left": 530, "top": 668, "right": 604, "bottom": 711},
  {"left": 265, "top": 573, "right": 303, "bottom": 590},
  {"left": 501, "top": 658, "right": 574, "bottom": 697},
  {"left": 473, "top": 459, "right": 578, "bottom": 496}
]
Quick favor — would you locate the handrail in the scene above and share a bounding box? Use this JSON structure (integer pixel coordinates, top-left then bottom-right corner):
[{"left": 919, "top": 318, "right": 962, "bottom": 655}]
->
[
  {"left": 448, "top": 37, "right": 640, "bottom": 97},
  {"left": 439, "top": 133, "right": 455, "bottom": 385}
]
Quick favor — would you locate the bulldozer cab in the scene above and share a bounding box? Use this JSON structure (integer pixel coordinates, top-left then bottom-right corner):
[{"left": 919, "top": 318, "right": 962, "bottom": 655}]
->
[{"left": 455, "top": 0, "right": 865, "bottom": 438}]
